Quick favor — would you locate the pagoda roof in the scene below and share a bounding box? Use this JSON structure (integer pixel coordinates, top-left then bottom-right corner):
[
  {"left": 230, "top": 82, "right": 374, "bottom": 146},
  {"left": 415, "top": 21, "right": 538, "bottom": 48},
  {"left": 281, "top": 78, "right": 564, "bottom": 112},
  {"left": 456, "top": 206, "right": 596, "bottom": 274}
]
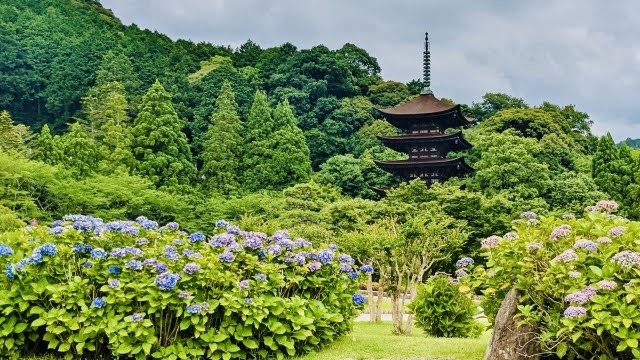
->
[
  {"left": 379, "top": 94, "right": 473, "bottom": 128},
  {"left": 374, "top": 157, "right": 474, "bottom": 172},
  {"left": 377, "top": 132, "right": 472, "bottom": 147}
]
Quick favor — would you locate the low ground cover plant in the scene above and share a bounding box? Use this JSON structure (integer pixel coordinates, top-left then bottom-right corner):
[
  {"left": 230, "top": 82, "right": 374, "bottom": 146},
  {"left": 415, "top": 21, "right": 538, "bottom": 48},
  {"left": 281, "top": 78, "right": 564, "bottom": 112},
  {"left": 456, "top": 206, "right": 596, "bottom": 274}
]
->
[
  {"left": 462, "top": 201, "right": 640, "bottom": 359},
  {"left": 0, "top": 216, "right": 370, "bottom": 359}
]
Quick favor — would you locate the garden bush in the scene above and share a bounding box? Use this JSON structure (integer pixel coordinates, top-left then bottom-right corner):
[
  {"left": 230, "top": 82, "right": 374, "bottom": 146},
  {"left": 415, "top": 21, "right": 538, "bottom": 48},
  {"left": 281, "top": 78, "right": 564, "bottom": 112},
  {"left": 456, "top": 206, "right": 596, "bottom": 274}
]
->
[
  {"left": 0, "top": 215, "right": 370, "bottom": 359},
  {"left": 408, "top": 272, "right": 482, "bottom": 338},
  {"left": 462, "top": 201, "right": 640, "bottom": 359}
]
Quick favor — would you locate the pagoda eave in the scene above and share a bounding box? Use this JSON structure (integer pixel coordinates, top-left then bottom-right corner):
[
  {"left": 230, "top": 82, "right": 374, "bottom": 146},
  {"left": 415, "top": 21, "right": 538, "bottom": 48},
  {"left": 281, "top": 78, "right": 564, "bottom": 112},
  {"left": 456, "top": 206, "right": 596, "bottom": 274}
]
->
[
  {"left": 374, "top": 157, "right": 474, "bottom": 173},
  {"left": 377, "top": 132, "right": 472, "bottom": 149}
]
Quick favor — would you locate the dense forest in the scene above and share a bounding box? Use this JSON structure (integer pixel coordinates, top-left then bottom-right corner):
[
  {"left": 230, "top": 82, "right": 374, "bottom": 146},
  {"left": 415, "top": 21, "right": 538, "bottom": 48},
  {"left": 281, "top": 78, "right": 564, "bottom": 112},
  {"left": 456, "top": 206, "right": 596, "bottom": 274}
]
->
[{"left": 2, "top": 0, "right": 639, "bottom": 263}]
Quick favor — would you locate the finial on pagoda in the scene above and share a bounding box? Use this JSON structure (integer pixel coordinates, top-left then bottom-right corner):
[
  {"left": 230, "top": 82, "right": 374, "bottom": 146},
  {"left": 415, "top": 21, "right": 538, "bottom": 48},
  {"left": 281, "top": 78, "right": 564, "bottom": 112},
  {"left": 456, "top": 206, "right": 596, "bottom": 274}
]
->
[{"left": 421, "top": 32, "right": 433, "bottom": 95}]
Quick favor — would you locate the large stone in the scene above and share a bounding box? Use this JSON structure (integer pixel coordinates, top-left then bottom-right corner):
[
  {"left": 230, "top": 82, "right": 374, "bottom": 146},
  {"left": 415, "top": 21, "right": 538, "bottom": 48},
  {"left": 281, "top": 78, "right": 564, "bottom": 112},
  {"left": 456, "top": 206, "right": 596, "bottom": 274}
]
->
[{"left": 484, "top": 287, "right": 540, "bottom": 360}]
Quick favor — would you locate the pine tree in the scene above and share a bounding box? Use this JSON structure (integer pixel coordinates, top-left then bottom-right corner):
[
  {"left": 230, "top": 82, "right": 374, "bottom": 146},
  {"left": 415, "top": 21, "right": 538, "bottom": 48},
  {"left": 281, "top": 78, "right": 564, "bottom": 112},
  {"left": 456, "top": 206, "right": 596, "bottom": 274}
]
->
[
  {"left": 592, "top": 133, "right": 622, "bottom": 201},
  {"left": 60, "top": 122, "right": 102, "bottom": 178},
  {"left": 0, "top": 110, "right": 24, "bottom": 152},
  {"left": 32, "top": 124, "right": 64, "bottom": 165},
  {"left": 244, "top": 100, "right": 312, "bottom": 190},
  {"left": 132, "top": 81, "right": 195, "bottom": 187},
  {"left": 201, "top": 81, "right": 243, "bottom": 194}
]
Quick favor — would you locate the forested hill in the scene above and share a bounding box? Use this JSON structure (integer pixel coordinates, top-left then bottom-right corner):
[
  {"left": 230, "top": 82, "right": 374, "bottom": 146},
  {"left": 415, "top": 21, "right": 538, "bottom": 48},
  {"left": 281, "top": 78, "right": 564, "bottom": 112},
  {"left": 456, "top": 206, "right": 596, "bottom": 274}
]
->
[
  {"left": 1, "top": 0, "right": 411, "bottom": 169},
  {"left": 619, "top": 138, "right": 640, "bottom": 149}
]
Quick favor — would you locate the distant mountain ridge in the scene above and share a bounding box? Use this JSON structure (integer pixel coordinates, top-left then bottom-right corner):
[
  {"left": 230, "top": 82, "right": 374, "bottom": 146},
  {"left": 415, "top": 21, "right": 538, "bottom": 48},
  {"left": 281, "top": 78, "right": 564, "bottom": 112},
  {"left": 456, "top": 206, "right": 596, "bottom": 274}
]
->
[{"left": 619, "top": 138, "right": 640, "bottom": 148}]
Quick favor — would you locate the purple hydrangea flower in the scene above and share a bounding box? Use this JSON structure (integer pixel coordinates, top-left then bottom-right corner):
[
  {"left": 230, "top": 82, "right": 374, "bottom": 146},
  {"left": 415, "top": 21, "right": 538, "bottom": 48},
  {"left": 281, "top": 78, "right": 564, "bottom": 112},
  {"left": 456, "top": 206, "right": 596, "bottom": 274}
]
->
[
  {"left": 608, "top": 226, "right": 626, "bottom": 238},
  {"left": 553, "top": 249, "right": 579, "bottom": 263},
  {"left": 143, "top": 258, "right": 158, "bottom": 267},
  {"left": 178, "top": 291, "right": 191, "bottom": 299},
  {"left": 550, "top": 225, "right": 571, "bottom": 241},
  {"left": 244, "top": 298, "right": 253, "bottom": 304},
  {"left": 227, "top": 243, "right": 243, "bottom": 252},
  {"left": 165, "top": 222, "right": 179, "bottom": 230},
  {"left": 573, "top": 240, "right": 598, "bottom": 253},
  {"left": 110, "top": 248, "right": 126, "bottom": 258},
  {"left": 294, "top": 238, "right": 312, "bottom": 248},
  {"left": 215, "top": 220, "right": 229, "bottom": 228},
  {"left": 238, "top": 280, "right": 249, "bottom": 290},
  {"left": 137, "top": 238, "right": 150, "bottom": 246},
  {"left": 307, "top": 261, "right": 322, "bottom": 272},
  {"left": 266, "top": 245, "right": 282, "bottom": 256},
  {"left": 273, "top": 230, "right": 290, "bottom": 241},
  {"left": 527, "top": 219, "right": 540, "bottom": 226},
  {"left": 183, "top": 262, "right": 200, "bottom": 275},
  {"left": 565, "top": 287, "right": 596, "bottom": 305},
  {"left": 562, "top": 214, "right": 576, "bottom": 220},
  {"left": 612, "top": 250, "right": 640, "bottom": 267},
  {"left": 189, "top": 232, "right": 206, "bottom": 243},
  {"left": 521, "top": 211, "right": 537, "bottom": 219},
  {"left": 277, "top": 239, "right": 295, "bottom": 251},
  {"left": 596, "top": 200, "right": 618, "bottom": 212},
  {"left": 596, "top": 237, "right": 612, "bottom": 244},
  {"left": 481, "top": 236, "right": 501, "bottom": 249},
  {"left": 317, "top": 249, "right": 334, "bottom": 264},
  {"left": 108, "top": 279, "right": 120, "bottom": 288},
  {"left": 132, "top": 313, "right": 144, "bottom": 322},
  {"left": 597, "top": 280, "right": 617, "bottom": 290},
  {"left": 154, "top": 263, "right": 168, "bottom": 272},
  {"left": 339, "top": 263, "right": 354, "bottom": 274},
  {"left": 244, "top": 237, "right": 263, "bottom": 250},
  {"left": 219, "top": 251, "right": 235, "bottom": 262},
  {"left": 455, "top": 269, "right": 468, "bottom": 278},
  {"left": 568, "top": 271, "right": 582, "bottom": 278},
  {"left": 338, "top": 254, "right": 355, "bottom": 265},
  {"left": 455, "top": 257, "right": 474, "bottom": 268},
  {"left": 448, "top": 278, "right": 460, "bottom": 285},
  {"left": 503, "top": 232, "right": 519, "bottom": 240},
  {"left": 527, "top": 242, "right": 543, "bottom": 252},
  {"left": 254, "top": 273, "right": 267, "bottom": 281},
  {"left": 564, "top": 306, "right": 587, "bottom": 318}
]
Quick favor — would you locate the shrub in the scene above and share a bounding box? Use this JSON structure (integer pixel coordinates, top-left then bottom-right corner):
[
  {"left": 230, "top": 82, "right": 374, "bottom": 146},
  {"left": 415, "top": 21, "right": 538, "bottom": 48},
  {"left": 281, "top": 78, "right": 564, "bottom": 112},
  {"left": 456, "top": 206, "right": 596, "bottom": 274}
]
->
[
  {"left": 408, "top": 273, "right": 482, "bottom": 338},
  {"left": 0, "top": 215, "right": 367, "bottom": 359},
  {"left": 464, "top": 202, "right": 640, "bottom": 359}
]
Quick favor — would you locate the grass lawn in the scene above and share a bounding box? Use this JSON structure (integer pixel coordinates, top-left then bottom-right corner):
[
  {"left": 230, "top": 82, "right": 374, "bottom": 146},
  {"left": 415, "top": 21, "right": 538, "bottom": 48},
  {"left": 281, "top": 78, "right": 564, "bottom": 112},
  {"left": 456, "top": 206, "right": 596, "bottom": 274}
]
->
[
  {"left": 300, "top": 321, "right": 489, "bottom": 360},
  {"left": 27, "top": 321, "right": 489, "bottom": 360}
]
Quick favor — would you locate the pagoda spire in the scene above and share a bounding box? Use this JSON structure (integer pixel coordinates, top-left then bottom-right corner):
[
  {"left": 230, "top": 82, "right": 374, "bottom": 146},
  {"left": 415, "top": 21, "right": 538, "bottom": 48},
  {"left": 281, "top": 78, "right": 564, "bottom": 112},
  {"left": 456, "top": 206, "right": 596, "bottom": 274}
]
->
[{"left": 421, "top": 32, "right": 433, "bottom": 95}]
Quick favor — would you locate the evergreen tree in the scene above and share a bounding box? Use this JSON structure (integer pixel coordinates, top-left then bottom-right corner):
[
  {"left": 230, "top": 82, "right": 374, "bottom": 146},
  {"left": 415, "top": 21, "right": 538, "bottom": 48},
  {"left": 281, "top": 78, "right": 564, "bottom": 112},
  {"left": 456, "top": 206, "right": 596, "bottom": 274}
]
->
[
  {"left": 592, "top": 133, "right": 622, "bottom": 201},
  {"left": 245, "top": 90, "right": 275, "bottom": 144},
  {"left": 132, "top": 81, "right": 195, "bottom": 187},
  {"left": 97, "top": 82, "right": 135, "bottom": 173},
  {"left": 32, "top": 124, "right": 63, "bottom": 165},
  {"left": 94, "top": 50, "right": 141, "bottom": 98},
  {"left": 0, "top": 110, "right": 24, "bottom": 152},
  {"left": 201, "top": 80, "right": 243, "bottom": 194},
  {"left": 60, "top": 122, "right": 101, "bottom": 178},
  {"left": 244, "top": 100, "right": 312, "bottom": 190}
]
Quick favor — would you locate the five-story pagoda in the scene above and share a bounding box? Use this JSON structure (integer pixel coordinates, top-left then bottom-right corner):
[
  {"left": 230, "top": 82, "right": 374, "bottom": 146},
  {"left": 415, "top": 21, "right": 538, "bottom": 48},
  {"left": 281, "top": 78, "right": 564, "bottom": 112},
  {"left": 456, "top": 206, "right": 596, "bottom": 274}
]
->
[{"left": 374, "top": 32, "right": 473, "bottom": 186}]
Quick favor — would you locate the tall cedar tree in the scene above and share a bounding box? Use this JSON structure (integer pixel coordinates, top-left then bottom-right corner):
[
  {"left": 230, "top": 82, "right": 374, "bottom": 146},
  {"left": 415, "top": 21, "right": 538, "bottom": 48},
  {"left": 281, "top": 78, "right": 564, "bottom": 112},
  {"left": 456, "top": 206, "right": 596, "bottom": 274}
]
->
[
  {"left": 132, "top": 81, "right": 195, "bottom": 188},
  {"left": 60, "top": 122, "right": 102, "bottom": 178},
  {"left": 94, "top": 50, "right": 142, "bottom": 100},
  {"left": 201, "top": 80, "right": 243, "bottom": 194},
  {"left": 592, "top": 133, "right": 622, "bottom": 201},
  {"left": 0, "top": 111, "right": 23, "bottom": 152},
  {"left": 31, "top": 124, "right": 63, "bottom": 165},
  {"left": 244, "top": 99, "right": 312, "bottom": 190},
  {"left": 91, "top": 81, "right": 135, "bottom": 173}
]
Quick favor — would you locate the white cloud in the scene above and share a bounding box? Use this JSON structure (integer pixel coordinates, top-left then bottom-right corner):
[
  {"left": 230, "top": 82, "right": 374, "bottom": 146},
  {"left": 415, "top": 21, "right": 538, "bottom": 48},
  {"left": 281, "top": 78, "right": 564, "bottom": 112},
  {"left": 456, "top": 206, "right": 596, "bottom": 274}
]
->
[{"left": 100, "top": 0, "right": 640, "bottom": 140}]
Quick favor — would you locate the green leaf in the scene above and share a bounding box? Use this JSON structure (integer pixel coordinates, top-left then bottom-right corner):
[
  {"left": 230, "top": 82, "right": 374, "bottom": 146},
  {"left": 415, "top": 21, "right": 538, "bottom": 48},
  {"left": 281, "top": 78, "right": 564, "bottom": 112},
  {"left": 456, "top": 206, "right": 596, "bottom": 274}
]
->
[
  {"left": 58, "top": 342, "right": 71, "bottom": 352},
  {"left": 14, "top": 323, "right": 27, "bottom": 333},
  {"left": 589, "top": 266, "right": 602, "bottom": 277},
  {"left": 628, "top": 338, "right": 638, "bottom": 349},
  {"left": 242, "top": 339, "right": 258, "bottom": 349},
  {"left": 5, "top": 338, "right": 14, "bottom": 351},
  {"left": 142, "top": 343, "right": 152, "bottom": 354},
  {"left": 556, "top": 342, "right": 567, "bottom": 358}
]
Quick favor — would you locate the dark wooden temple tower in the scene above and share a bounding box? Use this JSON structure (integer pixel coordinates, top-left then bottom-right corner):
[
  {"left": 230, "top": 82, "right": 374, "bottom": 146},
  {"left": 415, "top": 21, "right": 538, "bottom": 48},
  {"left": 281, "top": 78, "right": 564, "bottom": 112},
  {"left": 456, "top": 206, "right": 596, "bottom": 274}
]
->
[{"left": 374, "top": 33, "right": 474, "bottom": 186}]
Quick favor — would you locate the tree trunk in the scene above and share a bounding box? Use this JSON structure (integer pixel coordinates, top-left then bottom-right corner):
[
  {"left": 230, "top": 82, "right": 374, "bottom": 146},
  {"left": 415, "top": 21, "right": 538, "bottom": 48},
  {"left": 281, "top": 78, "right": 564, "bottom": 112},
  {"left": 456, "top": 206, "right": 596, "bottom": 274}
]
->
[
  {"left": 367, "top": 274, "right": 375, "bottom": 322},
  {"left": 391, "top": 292, "right": 403, "bottom": 333},
  {"left": 403, "top": 284, "right": 418, "bottom": 334},
  {"left": 375, "top": 278, "right": 384, "bottom": 322},
  {"left": 484, "top": 287, "right": 540, "bottom": 360}
]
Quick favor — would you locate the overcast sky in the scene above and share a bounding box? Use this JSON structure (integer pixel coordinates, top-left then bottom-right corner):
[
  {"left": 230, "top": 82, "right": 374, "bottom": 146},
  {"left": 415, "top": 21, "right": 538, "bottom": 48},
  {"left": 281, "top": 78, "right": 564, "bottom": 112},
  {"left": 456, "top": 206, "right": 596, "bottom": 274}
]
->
[{"left": 100, "top": 0, "right": 640, "bottom": 140}]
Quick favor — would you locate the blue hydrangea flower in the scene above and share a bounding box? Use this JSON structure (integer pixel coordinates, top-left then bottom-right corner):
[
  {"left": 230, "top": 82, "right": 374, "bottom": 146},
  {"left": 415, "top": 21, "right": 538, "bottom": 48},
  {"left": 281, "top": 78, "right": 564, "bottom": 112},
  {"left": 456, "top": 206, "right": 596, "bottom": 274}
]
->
[
  {"left": 143, "top": 258, "right": 158, "bottom": 267},
  {"left": 173, "top": 239, "right": 184, "bottom": 246},
  {"left": 108, "top": 279, "right": 120, "bottom": 288},
  {"left": 154, "top": 263, "right": 168, "bottom": 272},
  {"left": 51, "top": 220, "right": 63, "bottom": 227},
  {"left": 73, "top": 220, "right": 94, "bottom": 232},
  {"left": 338, "top": 254, "right": 355, "bottom": 264},
  {"left": 328, "top": 244, "right": 339, "bottom": 251},
  {"left": 108, "top": 266, "right": 122, "bottom": 275},
  {"left": 227, "top": 243, "right": 243, "bottom": 252},
  {"left": 266, "top": 245, "right": 282, "bottom": 256},
  {"left": 91, "top": 248, "right": 108, "bottom": 260},
  {"left": 37, "top": 243, "right": 58, "bottom": 257},
  {"left": 92, "top": 297, "right": 106, "bottom": 308},
  {"left": 293, "top": 238, "right": 312, "bottom": 248},
  {"left": 359, "top": 265, "right": 374, "bottom": 274},
  {"left": 183, "top": 262, "right": 200, "bottom": 275},
  {"left": 84, "top": 244, "right": 93, "bottom": 253},
  {"left": 125, "top": 260, "right": 143, "bottom": 271},
  {"left": 278, "top": 239, "right": 294, "bottom": 251},
  {"left": 132, "top": 313, "right": 144, "bottom": 322},
  {"left": 0, "top": 244, "right": 13, "bottom": 258},
  {"left": 186, "top": 304, "right": 202, "bottom": 314},
  {"left": 124, "top": 247, "right": 144, "bottom": 257},
  {"left": 178, "top": 291, "right": 191, "bottom": 299},
  {"left": 164, "top": 252, "right": 180, "bottom": 261},
  {"left": 244, "top": 298, "right": 253, "bottom": 304},
  {"left": 254, "top": 273, "right": 267, "bottom": 281},
  {"left": 218, "top": 251, "right": 235, "bottom": 263},
  {"left": 72, "top": 244, "right": 84, "bottom": 254},
  {"left": 140, "top": 220, "right": 158, "bottom": 230},
  {"left": 83, "top": 261, "right": 93, "bottom": 268},
  {"left": 244, "top": 237, "right": 263, "bottom": 250},
  {"left": 227, "top": 225, "right": 241, "bottom": 235},
  {"left": 189, "top": 232, "right": 206, "bottom": 243},
  {"left": 123, "top": 226, "right": 139, "bottom": 237},
  {"left": 155, "top": 272, "right": 180, "bottom": 291},
  {"left": 214, "top": 220, "right": 229, "bottom": 228},
  {"left": 317, "top": 250, "right": 334, "bottom": 264},
  {"left": 50, "top": 226, "right": 64, "bottom": 235},
  {"left": 5, "top": 264, "right": 16, "bottom": 280},
  {"left": 339, "top": 263, "right": 353, "bottom": 274},
  {"left": 137, "top": 238, "right": 150, "bottom": 246},
  {"left": 352, "top": 294, "right": 366, "bottom": 306},
  {"left": 110, "top": 248, "right": 126, "bottom": 258}
]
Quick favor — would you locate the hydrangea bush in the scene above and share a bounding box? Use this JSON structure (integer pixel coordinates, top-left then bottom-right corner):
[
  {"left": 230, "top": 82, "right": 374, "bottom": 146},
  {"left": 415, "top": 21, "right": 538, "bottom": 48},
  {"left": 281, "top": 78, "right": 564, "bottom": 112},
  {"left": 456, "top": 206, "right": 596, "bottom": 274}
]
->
[
  {"left": 462, "top": 201, "right": 640, "bottom": 359},
  {"left": 0, "top": 216, "right": 368, "bottom": 359}
]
